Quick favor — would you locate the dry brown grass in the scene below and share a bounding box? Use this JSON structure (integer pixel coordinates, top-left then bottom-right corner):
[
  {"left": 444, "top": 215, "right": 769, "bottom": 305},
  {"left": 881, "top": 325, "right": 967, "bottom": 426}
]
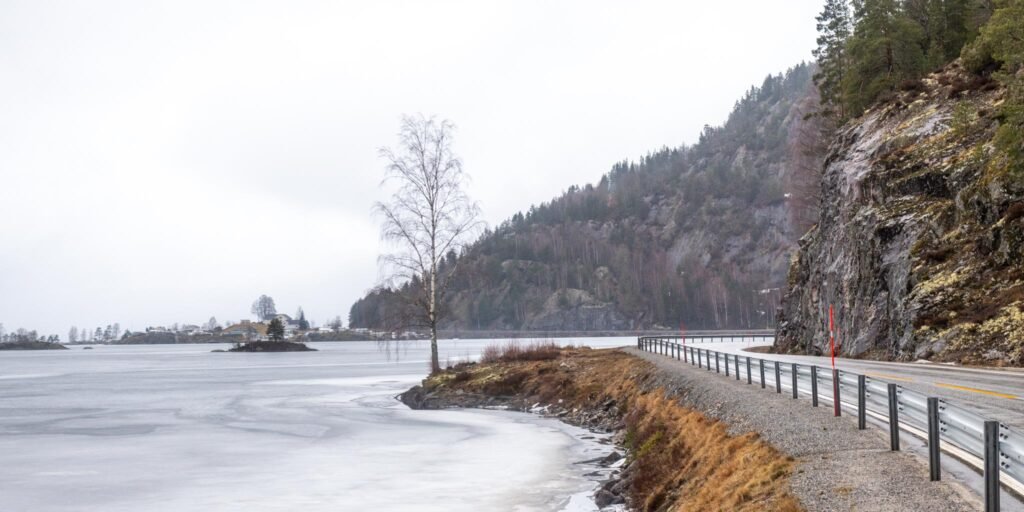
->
[
  {"left": 624, "top": 392, "right": 801, "bottom": 512},
  {"left": 430, "top": 349, "right": 802, "bottom": 511}
]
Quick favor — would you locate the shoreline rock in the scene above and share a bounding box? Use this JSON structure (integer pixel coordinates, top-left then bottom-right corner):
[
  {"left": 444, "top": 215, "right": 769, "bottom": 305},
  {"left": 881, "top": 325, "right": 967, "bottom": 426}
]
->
[
  {"left": 0, "top": 341, "right": 69, "bottom": 350},
  {"left": 222, "top": 341, "right": 317, "bottom": 352}
]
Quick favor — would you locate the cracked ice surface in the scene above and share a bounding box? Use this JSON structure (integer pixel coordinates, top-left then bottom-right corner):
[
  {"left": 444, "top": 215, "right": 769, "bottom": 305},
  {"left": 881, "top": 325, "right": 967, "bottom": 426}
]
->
[{"left": 0, "top": 338, "right": 629, "bottom": 511}]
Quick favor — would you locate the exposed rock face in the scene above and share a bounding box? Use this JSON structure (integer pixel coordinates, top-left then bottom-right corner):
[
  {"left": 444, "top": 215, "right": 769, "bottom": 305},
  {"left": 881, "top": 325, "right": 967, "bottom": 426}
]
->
[
  {"left": 778, "top": 65, "right": 1024, "bottom": 365},
  {"left": 522, "top": 289, "right": 630, "bottom": 331}
]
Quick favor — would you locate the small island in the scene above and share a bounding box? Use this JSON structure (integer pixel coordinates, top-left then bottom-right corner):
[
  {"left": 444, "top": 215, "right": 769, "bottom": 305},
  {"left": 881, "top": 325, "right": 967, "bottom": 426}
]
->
[
  {"left": 0, "top": 341, "right": 69, "bottom": 350},
  {"left": 226, "top": 341, "right": 317, "bottom": 352},
  {"left": 220, "top": 317, "right": 317, "bottom": 352}
]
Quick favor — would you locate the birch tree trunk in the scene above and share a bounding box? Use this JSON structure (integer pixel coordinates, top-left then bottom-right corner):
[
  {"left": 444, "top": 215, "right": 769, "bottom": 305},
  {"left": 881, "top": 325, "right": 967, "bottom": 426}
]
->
[{"left": 375, "top": 114, "right": 481, "bottom": 374}]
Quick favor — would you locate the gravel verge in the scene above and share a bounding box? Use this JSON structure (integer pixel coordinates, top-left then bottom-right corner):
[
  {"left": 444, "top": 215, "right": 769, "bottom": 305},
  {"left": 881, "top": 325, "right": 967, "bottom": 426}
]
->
[{"left": 626, "top": 347, "right": 979, "bottom": 511}]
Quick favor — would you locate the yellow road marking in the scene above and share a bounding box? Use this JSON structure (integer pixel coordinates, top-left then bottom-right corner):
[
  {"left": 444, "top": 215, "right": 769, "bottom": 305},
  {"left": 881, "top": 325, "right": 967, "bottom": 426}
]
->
[
  {"left": 864, "top": 372, "right": 914, "bottom": 382},
  {"left": 934, "top": 382, "right": 1018, "bottom": 400}
]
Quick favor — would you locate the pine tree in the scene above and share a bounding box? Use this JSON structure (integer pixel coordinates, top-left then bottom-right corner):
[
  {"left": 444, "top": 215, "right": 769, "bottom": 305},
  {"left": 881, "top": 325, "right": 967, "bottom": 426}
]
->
[
  {"left": 966, "top": 0, "right": 1024, "bottom": 165},
  {"left": 842, "top": 0, "right": 926, "bottom": 115},
  {"left": 904, "top": 0, "right": 974, "bottom": 69},
  {"left": 813, "top": 0, "right": 854, "bottom": 119},
  {"left": 267, "top": 318, "right": 286, "bottom": 342}
]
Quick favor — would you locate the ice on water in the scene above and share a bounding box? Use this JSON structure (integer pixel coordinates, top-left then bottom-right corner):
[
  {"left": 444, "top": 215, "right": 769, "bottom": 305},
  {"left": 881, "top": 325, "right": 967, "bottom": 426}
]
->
[{"left": 0, "top": 338, "right": 630, "bottom": 511}]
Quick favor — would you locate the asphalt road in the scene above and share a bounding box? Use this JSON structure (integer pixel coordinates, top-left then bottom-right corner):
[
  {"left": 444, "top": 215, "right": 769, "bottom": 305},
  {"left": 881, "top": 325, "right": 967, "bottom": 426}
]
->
[{"left": 687, "top": 338, "right": 1024, "bottom": 428}]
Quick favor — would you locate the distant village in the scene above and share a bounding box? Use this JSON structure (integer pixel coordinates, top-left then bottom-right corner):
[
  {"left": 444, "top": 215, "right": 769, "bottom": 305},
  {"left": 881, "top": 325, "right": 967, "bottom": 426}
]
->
[{"left": 0, "top": 295, "right": 425, "bottom": 346}]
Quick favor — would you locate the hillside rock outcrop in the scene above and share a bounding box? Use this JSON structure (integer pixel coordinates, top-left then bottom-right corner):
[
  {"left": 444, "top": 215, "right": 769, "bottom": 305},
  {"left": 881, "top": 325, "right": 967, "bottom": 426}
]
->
[{"left": 778, "top": 65, "right": 1024, "bottom": 365}]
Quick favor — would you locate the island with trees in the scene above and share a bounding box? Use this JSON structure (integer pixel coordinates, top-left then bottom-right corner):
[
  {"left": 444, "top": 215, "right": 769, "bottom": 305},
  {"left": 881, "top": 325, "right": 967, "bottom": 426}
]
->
[
  {"left": 224, "top": 315, "right": 317, "bottom": 352},
  {"left": 0, "top": 326, "right": 68, "bottom": 350}
]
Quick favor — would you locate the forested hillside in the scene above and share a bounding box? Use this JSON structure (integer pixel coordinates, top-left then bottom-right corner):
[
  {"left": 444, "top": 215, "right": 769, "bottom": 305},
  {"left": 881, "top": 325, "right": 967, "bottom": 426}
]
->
[{"left": 351, "top": 64, "right": 822, "bottom": 331}]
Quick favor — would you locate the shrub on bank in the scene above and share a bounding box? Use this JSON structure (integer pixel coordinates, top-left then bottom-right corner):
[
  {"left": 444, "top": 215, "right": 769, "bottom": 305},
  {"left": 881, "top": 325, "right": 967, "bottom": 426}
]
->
[{"left": 480, "top": 340, "right": 564, "bottom": 363}]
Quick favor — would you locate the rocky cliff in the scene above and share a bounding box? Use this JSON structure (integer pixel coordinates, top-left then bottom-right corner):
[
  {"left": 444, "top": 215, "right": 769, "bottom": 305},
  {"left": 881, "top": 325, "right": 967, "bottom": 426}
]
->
[{"left": 777, "top": 64, "right": 1024, "bottom": 365}]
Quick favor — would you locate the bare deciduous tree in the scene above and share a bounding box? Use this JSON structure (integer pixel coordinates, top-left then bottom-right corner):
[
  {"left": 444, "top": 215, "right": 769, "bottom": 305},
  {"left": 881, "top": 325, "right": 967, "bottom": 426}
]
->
[
  {"left": 785, "top": 83, "right": 831, "bottom": 238},
  {"left": 376, "top": 114, "right": 482, "bottom": 374},
  {"left": 329, "top": 315, "right": 343, "bottom": 332},
  {"left": 251, "top": 295, "right": 277, "bottom": 321}
]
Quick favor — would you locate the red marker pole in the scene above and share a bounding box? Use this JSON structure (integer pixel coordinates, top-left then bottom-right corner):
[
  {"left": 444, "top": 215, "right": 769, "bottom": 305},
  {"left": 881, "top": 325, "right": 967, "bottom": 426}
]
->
[
  {"left": 829, "top": 304, "right": 840, "bottom": 417},
  {"left": 829, "top": 305, "right": 835, "bottom": 370}
]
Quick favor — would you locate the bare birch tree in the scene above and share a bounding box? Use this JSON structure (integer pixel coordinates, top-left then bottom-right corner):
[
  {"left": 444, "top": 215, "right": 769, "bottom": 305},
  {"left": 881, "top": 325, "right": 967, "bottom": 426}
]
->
[{"left": 376, "top": 114, "right": 482, "bottom": 374}]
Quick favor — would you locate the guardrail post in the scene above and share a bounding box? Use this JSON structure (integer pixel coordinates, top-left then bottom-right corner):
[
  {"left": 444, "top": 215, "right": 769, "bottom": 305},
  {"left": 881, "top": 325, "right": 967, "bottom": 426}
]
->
[
  {"left": 697, "top": 349, "right": 702, "bottom": 369},
  {"left": 927, "top": 397, "right": 940, "bottom": 481},
  {"left": 832, "top": 369, "right": 842, "bottom": 417},
  {"left": 676, "top": 343, "right": 681, "bottom": 361},
  {"left": 811, "top": 366, "right": 818, "bottom": 407},
  {"left": 774, "top": 361, "right": 781, "bottom": 393},
  {"left": 682, "top": 344, "right": 687, "bottom": 363},
  {"left": 984, "top": 420, "right": 1000, "bottom": 512},
  {"left": 637, "top": 337, "right": 641, "bottom": 349},
  {"left": 888, "top": 383, "right": 900, "bottom": 451},
  {"left": 715, "top": 352, "right": 720, "bottom": 373},
  {"left": 707, "top": 349, "right": 712, "bottom": 371},
  {"left": 791, "top": 363, "right": 798, "bottom": 399},
  {"left": 735, "top": 356, "right": 740, "bottom": 381},
  {"left": 857, "top": 375, "right": 866, "bottom": 430},
  {"left": 725, "top": 354, "right": 730, "bottom": 377},
  {"left": 759, "top": 359, "right": 765, "bottom": 389},
  {"left": 746, "top": 357, "right": 752, "bottom": 384}
]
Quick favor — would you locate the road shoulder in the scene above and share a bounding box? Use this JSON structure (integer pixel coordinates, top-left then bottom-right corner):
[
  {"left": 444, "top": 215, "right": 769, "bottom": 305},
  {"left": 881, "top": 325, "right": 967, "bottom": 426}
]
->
[{"left": 626, "top": 347, "right": 979, "bottom": 511}]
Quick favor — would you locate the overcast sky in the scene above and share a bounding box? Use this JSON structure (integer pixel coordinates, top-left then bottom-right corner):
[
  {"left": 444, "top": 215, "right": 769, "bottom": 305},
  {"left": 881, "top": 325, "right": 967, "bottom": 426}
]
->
[{"left": 1, "top": 0, "right": 821, "bottom": 336}]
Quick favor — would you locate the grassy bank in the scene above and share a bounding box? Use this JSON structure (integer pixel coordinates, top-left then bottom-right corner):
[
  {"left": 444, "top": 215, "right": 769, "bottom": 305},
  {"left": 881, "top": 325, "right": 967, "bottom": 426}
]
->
[{"left": 405, "top": 346, "right": 801, "bottom": 511}]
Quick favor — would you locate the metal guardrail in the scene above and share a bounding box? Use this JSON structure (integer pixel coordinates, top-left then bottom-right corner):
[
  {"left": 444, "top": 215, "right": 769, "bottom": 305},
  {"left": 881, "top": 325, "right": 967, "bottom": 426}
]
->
[
  {"left": 637, "top": 333, "right": 774, "bottom": 344},
  {"left": 637, "top": 335, "right": 1024, "bottom": 511}
]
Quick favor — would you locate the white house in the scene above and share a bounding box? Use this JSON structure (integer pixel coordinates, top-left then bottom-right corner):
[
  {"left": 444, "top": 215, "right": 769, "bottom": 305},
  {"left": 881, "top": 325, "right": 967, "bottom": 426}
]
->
[{"left": 271, "top": 314, "right": 302, "bottom": 336}]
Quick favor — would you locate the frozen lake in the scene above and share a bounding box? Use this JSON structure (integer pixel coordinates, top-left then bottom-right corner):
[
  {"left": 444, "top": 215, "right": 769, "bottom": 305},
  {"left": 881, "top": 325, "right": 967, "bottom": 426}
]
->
[{"left": 0, "top": 337, "right": 632, "bottom": 511}]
